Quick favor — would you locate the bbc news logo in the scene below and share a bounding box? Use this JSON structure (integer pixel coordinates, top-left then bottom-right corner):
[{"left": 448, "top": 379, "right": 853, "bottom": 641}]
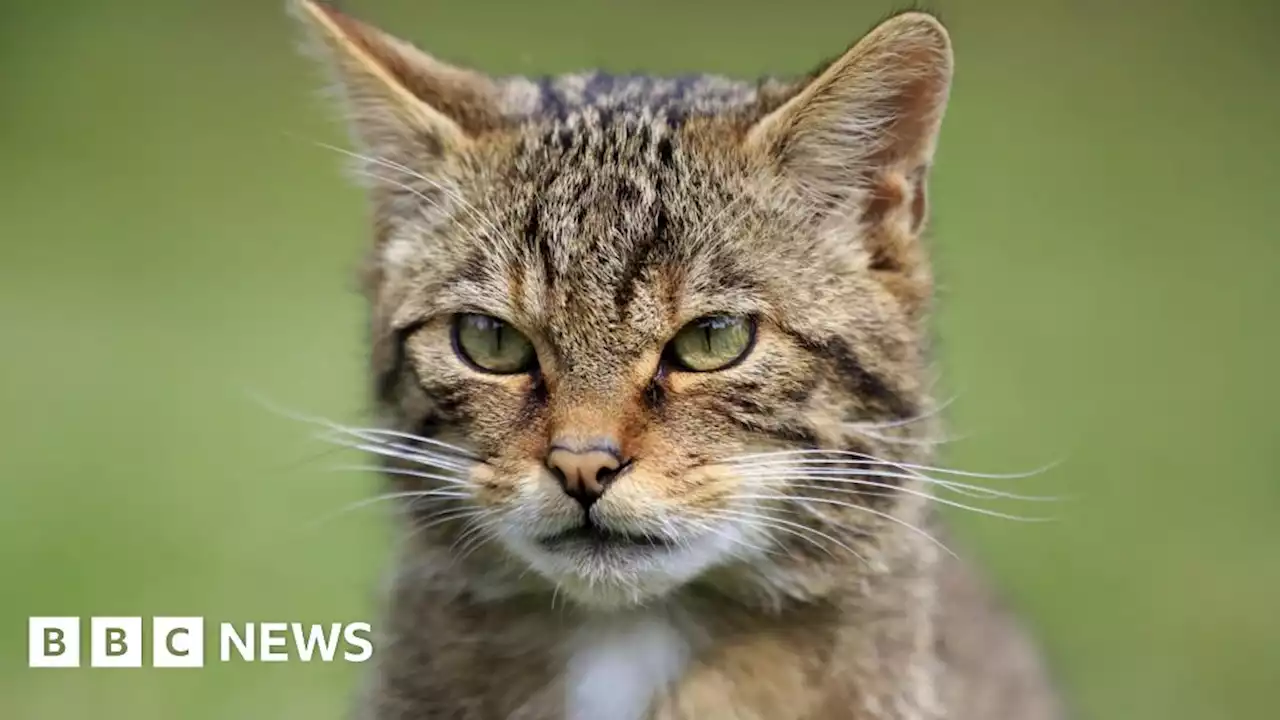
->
[{"left": 28, "top": 617, "right": 373, "bottom": 668}]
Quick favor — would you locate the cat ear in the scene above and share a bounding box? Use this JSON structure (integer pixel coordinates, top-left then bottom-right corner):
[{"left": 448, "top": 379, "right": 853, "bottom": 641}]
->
[
  {"left": 292, "top": 0, "right": 502, "bottom": 161},
  {"left": 745, "top": 12, "right": 952, "bottom": 276}
]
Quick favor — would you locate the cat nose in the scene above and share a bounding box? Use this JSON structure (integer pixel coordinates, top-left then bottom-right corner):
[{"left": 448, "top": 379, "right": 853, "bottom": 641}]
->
[{"left": 546, "top": 442, "right": 625, "bottom": 509}]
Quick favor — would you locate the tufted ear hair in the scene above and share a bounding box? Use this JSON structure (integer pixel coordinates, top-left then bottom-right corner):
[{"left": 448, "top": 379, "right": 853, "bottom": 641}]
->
[
  {"left": 291, "top": 0, "right": 503, "bottom": 165},
  {"left": 745, "top": 12, "right": 953, "bottom": 305}
]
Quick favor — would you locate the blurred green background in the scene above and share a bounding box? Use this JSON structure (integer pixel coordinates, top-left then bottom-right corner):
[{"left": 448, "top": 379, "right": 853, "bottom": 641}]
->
[{"left": 1, "top": 0, "right": 1276, "bottom": 717}]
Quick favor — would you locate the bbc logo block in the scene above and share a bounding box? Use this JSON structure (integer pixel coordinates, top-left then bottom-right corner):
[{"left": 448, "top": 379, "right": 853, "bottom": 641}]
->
[
  {"left": 29, "top": 617, "right": 80, "bottom": 668},
  {"left": 90, "top": 617, "right": 143, "bottom": 667},
  {"left": 27, "top": 617, "right": 372, "bottom": 667},
  {"left": 153, "top": 617, "right": 204, "bottom": 668},
  {"left": 29, "top": 617, "right": 204, "bottom": 669}
]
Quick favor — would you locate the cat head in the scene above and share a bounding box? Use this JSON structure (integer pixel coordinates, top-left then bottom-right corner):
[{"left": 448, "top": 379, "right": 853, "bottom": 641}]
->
[{"left": 295, "top": 0, "right": 952, "bottom": 608}]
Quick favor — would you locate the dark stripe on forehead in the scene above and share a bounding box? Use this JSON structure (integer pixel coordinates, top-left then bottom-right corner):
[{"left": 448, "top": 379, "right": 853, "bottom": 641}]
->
[
  {"left": 524, "top": 127, "right": 590, "bottom": 288},
  {"left": 656, "top": 135, "right": 674, "bottom": 166},
  {"left": 612, "top": 132, "right": 677, "bottom": 311},
  {"left": 520, "top": 192, "right": 557, "bottom": 290},
  {"left": 613, "top": 238, "right": 652, "bottom": 311},
  {"left": 457, "top": 250, "right": 490, "bottom": 285},
  {"left": 522, "top": 195, "right": 541, "bottom": 251},
  {"left": 613, "top": 201, "right": 673, "bottom": 311}
]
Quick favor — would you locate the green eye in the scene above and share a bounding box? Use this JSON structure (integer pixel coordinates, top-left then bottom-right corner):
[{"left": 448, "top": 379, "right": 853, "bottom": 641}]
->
[
  {"left": 667, "top": 316, "right": 755, "bottom": 372},
  {"left": 452, "top": 314, "right": 537, "bottom": 374}
]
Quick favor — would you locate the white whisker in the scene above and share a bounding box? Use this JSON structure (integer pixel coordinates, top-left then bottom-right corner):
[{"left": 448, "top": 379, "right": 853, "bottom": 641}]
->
[
  {"left": 317, "top": 141, "right": 510, "bottom": 246},
  {"left": 325, "top": 464, "right": 472, "bottom": 487},
  {"left": 706, "top": 523, "right": 777, "bottom": 558},
  {"left": 738, "top": 478, "right": 1054, "bottom": 522},
  {"left": 245, "top": 392, "right": 481, "bottom": 464},
  {"left": 844, "top": 395, "right": 958, "bottom": 431},
  {"left": 304, "top": 489, "right": 472, "bottom": 531},
  {"left": 400, "top": 507, "right": 493, "bottom": 546},
  {"left": 844, "top": 426, "right": 966, "bottom": 446},
  {"left": 322, "top": 437, "right": 476, "bottom": 474},
  {"left": 728, "top": 450, "right": 1060, "bottom": 482},
  {"left": 318, "top": 433, "right": 476, "bottom": 472},
  {"left": 733, "top": 492, "right": 958, "bottom": 558},
  {"left": 731, "top": 465, "right": 1060, "bottom": 502},
  {"left": 707, "top": 507, "right": 869, "bottom": 564},
  {"left": 450, "top": 513, "right": 499, "bottom": 560},
  {"left": 324, "top": 426, "right": 481, "bottom": 460}
]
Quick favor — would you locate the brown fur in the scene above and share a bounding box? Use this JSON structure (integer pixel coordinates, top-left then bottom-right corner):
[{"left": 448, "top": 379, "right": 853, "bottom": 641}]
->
[{"left": 291, "top": 1, "right": 1064, "bottom": 717}]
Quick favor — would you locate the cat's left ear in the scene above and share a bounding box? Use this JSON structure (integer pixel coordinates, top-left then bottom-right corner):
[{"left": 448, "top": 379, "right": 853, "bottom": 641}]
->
[
  {"left": 291, "top": 0, "right": 502, "bottom": 167},
  {"left": 745, "top": 12, "right": 953, "bottom": 293}
]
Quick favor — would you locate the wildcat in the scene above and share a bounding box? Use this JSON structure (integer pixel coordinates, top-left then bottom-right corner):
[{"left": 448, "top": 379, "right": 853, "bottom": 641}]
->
[{"left": 291, "top": 1, "right": 1063, "bottom": 718}]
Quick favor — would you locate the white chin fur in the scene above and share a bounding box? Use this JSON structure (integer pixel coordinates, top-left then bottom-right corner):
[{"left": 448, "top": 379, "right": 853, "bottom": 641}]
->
[{"left": 501, "top": 530, "right": 741, "bottom": 609}]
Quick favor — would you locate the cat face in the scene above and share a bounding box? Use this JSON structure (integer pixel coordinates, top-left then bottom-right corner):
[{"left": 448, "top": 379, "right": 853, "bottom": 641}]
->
[{"left": 296, "top": 1, "right": 952, "bottom": 607}]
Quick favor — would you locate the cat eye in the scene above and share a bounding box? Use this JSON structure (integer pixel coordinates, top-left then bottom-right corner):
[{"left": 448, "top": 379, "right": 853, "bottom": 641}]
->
[
  {"left": 667, "top": 316, "right": 755, "bottom": 372},
  {"left": 452, "top": 314, "right": 537, "bottom": 374}
]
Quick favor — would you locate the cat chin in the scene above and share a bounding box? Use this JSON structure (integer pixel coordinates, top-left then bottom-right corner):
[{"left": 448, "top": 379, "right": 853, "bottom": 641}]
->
[{"left": 499, "top": 531, "right": 737, "bottom": 610}]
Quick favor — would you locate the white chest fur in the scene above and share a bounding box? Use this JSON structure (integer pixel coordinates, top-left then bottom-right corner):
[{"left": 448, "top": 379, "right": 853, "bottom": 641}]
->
[{"left": 564, "top": 614, "right": 691, "bottom": 720}]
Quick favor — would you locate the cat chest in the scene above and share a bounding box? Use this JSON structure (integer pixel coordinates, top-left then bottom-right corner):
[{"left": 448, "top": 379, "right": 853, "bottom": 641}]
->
[{"left": 564, "top": 615, "right": 692, "bottom": 720}]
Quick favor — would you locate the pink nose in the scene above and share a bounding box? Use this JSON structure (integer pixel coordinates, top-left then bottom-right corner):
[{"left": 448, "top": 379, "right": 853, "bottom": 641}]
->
[{"left": 546, "top": 445, "right": 623, "bottom": 509}]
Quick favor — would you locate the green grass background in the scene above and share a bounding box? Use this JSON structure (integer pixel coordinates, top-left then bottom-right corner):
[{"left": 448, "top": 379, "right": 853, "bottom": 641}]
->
[{"left": 1, "top": 0, "right": 1277, "bottom": 717}]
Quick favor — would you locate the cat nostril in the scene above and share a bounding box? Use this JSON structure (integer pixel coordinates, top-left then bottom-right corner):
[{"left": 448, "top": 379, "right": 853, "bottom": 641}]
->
[
  {"left": 546, "top": 446, "right": 625, "bottom": 507},
  {"left": 547, "top": 464, "right": 568, "bottom": 485},
  {"left": 596, "top": 462, "right": 622, "bottom": 485}
]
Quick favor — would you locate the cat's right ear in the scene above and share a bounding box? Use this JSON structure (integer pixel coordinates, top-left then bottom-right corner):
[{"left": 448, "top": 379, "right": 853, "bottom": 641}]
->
[{"left": 291, "top": 0, "right": 501, "bottom": 162}]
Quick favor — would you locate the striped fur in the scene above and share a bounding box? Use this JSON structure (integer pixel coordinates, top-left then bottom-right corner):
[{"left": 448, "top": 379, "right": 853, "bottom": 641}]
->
[{"left": 293, "top": 2, "right": 1063, "bottom": 719}]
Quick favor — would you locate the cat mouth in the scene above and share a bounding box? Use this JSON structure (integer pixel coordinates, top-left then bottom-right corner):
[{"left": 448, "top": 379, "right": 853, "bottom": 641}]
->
[
  {"left": 521, "top": 517, "right": 723, "bottom": 607},
  {"left": 538, "top": 522, "right": 673, "bottom": 550}
]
